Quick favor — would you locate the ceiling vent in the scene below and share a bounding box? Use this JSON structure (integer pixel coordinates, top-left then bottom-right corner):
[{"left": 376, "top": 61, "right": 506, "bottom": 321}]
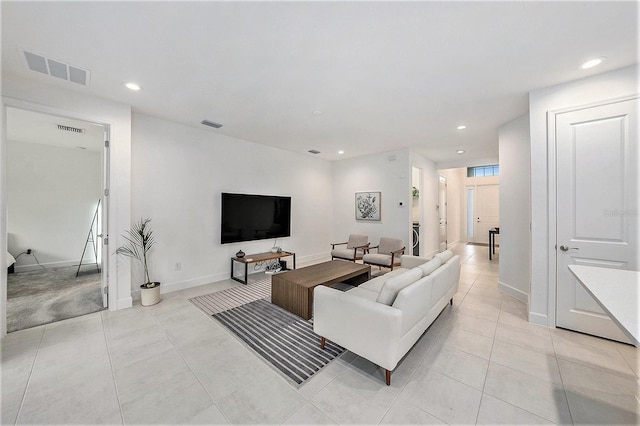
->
[
  {"left": 57, "top": 124, "right": 85, "bottom": 134},
  {"left": 23, "top": 50, "right": 90, "bottom": 86},
  {"left": 201, "top": 119, "right": 223, "bottom": 129},
  {"left": 308, "top": 149, "right": 321, "bottom": 155}
]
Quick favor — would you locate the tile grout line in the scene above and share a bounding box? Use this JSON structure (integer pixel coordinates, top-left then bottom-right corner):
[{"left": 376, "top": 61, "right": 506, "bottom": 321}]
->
[
  {"left": 151, "top": 308, "right": 233, "bottom": 425},
  {"left": 13, "top": 326, "right": 46, "bottom": 425},
  {"left": 99, "top": 312, "right": 126, "bottom": 425},
  {"left": 549, "top": 331, "right": 575, "bottom": 425}
]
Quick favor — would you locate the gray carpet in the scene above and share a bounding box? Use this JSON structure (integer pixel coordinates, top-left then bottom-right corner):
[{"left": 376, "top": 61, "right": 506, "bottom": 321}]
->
[
  {"left": 189, "top": 277, "right": 346, "bottom": 386},
  {"left": 7, "top": 265, "right": 104, "bottom": 332}
]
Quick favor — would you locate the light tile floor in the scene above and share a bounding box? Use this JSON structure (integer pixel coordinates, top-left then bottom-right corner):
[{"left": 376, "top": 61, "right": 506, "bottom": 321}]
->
[{"left": 2, "top": 244, "right": 638, "bottom": 425}]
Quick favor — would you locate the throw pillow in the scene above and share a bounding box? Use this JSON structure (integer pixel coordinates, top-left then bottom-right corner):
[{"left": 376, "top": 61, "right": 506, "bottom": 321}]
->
[
  {"left": 376, "top": 267, "right": 422, "bottom": 306},
  {"left": 419, "top": 257, "right": 442, "bottom": 276}
]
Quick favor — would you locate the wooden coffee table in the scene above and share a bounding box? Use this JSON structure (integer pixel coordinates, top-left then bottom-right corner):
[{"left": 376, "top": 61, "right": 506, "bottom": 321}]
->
[{"left": 271, "top": 260, "right": 371, "bottom": 320}]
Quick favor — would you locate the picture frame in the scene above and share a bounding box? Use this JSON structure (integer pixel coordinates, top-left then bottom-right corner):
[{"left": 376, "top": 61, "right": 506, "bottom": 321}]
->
[{"left": 355, "top": 191, "right": 381, "bottom": 221}]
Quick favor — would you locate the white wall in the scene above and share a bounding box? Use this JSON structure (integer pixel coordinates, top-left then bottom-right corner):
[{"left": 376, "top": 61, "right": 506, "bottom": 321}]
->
[
  {"left": 131, "top": 113, "right": 333, "bottom": 293},
  {"left": 529, "top": 65, "right": 638, "bottom": 326},
  {"left": 332, "top": 149, "right": 417, "bottom": 255},
  {"left": 7, "top": 141, "right": 102, "bottom": 270},
  {"left": 498, "top": 114, "right": 531, "bottom": 303}
]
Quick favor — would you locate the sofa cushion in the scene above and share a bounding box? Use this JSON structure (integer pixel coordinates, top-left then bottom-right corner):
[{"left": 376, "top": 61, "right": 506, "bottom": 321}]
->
[
  {"left": 435, "top": 249, "right": 453, "bottom": 264},
  {"left": 363, "top": 253, "right": 393, "bottom": 266},
  {"left": 376, "top": 267, "right": 422, "bottom": 306},
  {"left": 346, "top": 286, "right": 379, "bottom": 302},
  {"left": 359, "top": 268, "right": 408, "bottom": 293},
  {"left": 331, "top": 247, "right": 366, "bottom": 260},
  {"left": 400, "top": 255, "right": 431, "bottom": 269},
  {"left": 419, "top": 257, "right": 442, "bottom": 277}
]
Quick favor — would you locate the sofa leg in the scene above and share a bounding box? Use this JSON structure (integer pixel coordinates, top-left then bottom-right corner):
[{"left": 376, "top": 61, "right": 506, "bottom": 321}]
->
[
  {"left": 320, "top": 337, "right": 325, "bottom": 349},
  {"left": 385, "top": 370, "right": 391, "bottom": 386}
]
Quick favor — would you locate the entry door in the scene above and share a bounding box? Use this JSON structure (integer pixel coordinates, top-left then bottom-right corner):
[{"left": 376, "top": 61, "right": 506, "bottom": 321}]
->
[
  {"left": 438, "top": 176, "right": 447, "bottom": 251},
  {"left": 474, "top": 184, "right": 499, "bottom": 244},
  {"left": 555, "top": 98, "right": 638, "bottom": 343}
]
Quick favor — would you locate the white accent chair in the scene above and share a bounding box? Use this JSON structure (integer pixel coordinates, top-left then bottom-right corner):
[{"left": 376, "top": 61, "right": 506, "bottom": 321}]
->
[
  {"left": 331, "top": 234, "right": 369, "bottom": 262},
  {"left": 363, "top": 237, "right": 405, "bottom": 270}
]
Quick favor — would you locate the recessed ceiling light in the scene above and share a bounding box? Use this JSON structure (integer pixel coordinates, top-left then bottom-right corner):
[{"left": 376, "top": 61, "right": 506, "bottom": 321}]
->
[
  {"left": 580, "top": 57, "right": 605, "bottom": 70},
  {"left": 338, "top": 150, "right": 344, "bottom": 155},
  {"left": 456, "top": 150, "right": 465, "bottom": 154},
  {"left": 125, "top": 82, "right": 141, "bottom": 91},
  {"left": 457, "top": 125, "right": 467, "bottom": 130}
]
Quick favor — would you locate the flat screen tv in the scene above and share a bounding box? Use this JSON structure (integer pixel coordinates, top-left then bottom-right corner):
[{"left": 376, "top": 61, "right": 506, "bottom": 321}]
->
[{"left": 221, "top": 192, "right": 291, "bottom": 244}]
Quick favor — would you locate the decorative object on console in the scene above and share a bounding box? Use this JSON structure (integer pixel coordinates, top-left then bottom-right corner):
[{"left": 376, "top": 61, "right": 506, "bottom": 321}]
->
[
  {"left": 355, "top": 191, "right": 381, "bottom": 221},
  {"left": 235, "top": 250, "right": 245, "bottom": 258},
  {"left": 115, "top": 218, "right": 161, "bottom": 306}
]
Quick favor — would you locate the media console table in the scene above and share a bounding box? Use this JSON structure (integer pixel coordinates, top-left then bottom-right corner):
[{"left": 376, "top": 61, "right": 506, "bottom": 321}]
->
[{"left": 230, "top": 250, "right": 296, "bottom": 284}]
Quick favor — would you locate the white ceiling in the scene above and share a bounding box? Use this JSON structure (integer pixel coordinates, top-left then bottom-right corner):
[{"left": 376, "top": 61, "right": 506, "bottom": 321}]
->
[
  {"left": 2, "top": 1, "right": 638, "bottom": 166},
  {"left": 6, "top": 108, "right": 104, "bottom": 152}
]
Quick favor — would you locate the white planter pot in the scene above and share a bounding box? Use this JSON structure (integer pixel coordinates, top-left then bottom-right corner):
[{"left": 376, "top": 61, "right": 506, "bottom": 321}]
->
[{"left": 140, "top": 283, "right": 161, "bottom": 306}]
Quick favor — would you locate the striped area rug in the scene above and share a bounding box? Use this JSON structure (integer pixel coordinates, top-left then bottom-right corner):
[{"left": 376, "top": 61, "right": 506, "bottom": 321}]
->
[{"left": 189, "top": 277, "right": 345, "bottom": 386}]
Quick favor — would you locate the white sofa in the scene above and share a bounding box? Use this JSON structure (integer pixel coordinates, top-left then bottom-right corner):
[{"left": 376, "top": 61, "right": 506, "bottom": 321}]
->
[{"left": 313, "top": 249, "right": 460, "bottom": 385}]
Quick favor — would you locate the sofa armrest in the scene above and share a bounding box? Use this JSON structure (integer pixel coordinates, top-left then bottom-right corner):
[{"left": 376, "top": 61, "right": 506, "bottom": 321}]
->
[
  {"left": 313, "top": 286, "right": 403, "bottom": 370},
  {"left": 331, "top": 241, "right": 347, "bottom": 249}
]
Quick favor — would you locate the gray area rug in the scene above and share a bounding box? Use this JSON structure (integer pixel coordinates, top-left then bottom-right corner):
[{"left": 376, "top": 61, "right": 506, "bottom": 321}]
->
[
  {"left": 189, "top": 277, "right": 345, "bottom": 386},
  {"left": 7, "top": 265, "right": 104, "bottom": 332}
]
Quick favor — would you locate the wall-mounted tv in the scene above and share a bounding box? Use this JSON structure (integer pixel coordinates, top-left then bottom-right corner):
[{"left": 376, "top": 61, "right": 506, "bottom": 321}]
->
[{"left": 221, "top": 192, "right": 291, "bottom": 244}]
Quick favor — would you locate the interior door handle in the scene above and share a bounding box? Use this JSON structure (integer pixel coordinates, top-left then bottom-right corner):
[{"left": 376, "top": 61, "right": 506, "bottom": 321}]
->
[{"left": 559, "top": 245, "right": 579, "bottom": 252}]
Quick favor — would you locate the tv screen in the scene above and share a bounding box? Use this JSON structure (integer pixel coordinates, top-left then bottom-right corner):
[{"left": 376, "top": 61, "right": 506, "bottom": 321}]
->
[{"left": 221, "top": 193, "right": 291, "bottom": 244}]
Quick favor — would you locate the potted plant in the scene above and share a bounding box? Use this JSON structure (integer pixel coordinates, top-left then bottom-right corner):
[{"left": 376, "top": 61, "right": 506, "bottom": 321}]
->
[{"left": 116, "top": 218, "right": 161, "bottom": 306}]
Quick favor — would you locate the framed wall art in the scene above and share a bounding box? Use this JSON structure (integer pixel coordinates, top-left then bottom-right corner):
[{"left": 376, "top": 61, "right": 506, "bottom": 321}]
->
[{"left": 355, "top": 191, "right": 381, "bottom": 221}]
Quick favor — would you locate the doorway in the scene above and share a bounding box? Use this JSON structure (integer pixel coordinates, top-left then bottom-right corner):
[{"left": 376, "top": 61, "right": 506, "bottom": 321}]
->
[
  {"left": 438, "top": 175, "right": 447, "bottom": 252},
  {"left": 411, "top": 167, "right": 422, "bottom": 256},
  {"left": 554, "top": 97, "right": 638, "bottom": 343},
  {"left": 466, "top": 184, "right": 499, "bottom": 244},
  {"left": 5, "top": 107, "right": 108, "bottom": 332}
]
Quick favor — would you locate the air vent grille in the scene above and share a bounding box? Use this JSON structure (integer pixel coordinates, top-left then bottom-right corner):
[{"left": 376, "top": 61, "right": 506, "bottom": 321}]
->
[
  {"left": 57, "top": 124, "right": 85, "bottom": 134},
  {"left": 23, "top": 50, "right": 90, "bottom": 86},
  {"left": 201, "top": 120, "right": 223, "bottom": 129},
  {"left": 308, "top": 150, "right": 321, "bottom": 155}
]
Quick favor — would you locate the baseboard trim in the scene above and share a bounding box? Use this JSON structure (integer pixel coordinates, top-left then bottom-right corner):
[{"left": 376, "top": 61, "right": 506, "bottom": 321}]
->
[
  {"left": 498, "top": 280, "right": 528, "bottom": 303},
  {"left": 155, "top": 251, "right": 332, "bottom": 296},
  {"left": 528, "top": 311, "right": 548, "bottom": 327},
  {"left": 14, "top": 258, "right": 97, "bottom": 273},
  {"left": 115, "top": 296, "right": 133, "bottom": 310}
]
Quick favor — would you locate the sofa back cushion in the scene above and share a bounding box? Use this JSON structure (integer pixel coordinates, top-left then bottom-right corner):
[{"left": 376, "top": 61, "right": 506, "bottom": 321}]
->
[
  {"left": 376, "top": 267, "right": 422, "bottom": 306},
  {"left": 435, "top": 249, "right": 453, "bottom": 264},
  {"left": 347, "top": 234, "right": 368, "bottom": 249},
  {"left": 419, "top": 257, "right": 441, "bottom": 277}
]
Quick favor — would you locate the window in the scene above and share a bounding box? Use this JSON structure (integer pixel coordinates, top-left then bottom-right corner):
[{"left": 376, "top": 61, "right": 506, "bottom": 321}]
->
[{"left": 467, "top": 164, "right": 499, "bottom": 177}]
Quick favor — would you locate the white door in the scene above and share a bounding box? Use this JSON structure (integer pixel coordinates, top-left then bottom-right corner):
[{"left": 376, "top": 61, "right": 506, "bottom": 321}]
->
[
  {"left": 438, "top": 176, "right": 448, "bottom": 251},
  {"left": 555, "top": 97, "right": 638, "bottom": 343},
  {"left": 473, "top": 184, "right": 499, "bottom": 244}
]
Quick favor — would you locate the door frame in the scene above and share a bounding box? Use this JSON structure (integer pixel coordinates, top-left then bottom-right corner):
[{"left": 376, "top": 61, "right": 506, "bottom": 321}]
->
[
  {"left": 438, "top": 175, "right": 447, "bottom": 251},
  {"left": 2, "top": 98, "right": 113, "bottom": 334},
  {"left": 547, "top": 94, "right": 638, "bottom": 329}
]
